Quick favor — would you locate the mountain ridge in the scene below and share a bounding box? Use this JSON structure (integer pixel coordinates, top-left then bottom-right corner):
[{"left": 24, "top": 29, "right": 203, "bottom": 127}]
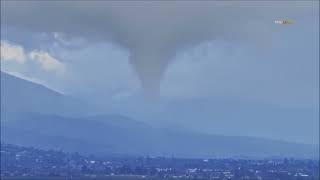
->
[{"left": 1, "top": 71, "right": 318, "bottom": 158}]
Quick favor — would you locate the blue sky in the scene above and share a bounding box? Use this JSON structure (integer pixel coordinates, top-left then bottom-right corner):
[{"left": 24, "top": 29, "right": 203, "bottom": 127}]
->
[{"left": 1, "top": 1, "right": 319, "bottom": 144}]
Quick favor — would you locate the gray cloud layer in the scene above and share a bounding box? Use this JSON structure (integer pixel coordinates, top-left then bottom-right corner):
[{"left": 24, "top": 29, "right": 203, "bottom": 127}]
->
[{"left": 1, "top": 1, "right": 317, "bottom": 97}]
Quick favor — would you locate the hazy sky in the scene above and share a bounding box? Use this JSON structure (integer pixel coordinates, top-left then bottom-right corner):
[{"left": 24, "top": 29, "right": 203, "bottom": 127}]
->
[{"left": 1, "top": 1, "right": 319, "bottom": 144}]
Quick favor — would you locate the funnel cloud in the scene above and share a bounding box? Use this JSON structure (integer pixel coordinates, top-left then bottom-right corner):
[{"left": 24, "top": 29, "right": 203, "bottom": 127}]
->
[{"left": 1, "top": 1, "right": 316, "bottom": 98}]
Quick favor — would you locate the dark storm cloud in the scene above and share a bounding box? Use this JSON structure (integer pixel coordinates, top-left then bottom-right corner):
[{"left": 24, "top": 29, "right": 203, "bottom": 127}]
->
[{"left": 1, "top": 1, "right": 316, "bottom": 97}]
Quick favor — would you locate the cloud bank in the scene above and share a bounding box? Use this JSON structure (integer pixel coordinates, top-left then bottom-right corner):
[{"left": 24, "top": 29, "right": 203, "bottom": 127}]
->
[
  {"left": 1, "top": 41, "right": 65, "bottom": 74},
  {"left": 29, "top": 51, "right": 65, "bottom": 73},
  {"left": 1, "top": 41, "right": 26, "bottom": 64}
]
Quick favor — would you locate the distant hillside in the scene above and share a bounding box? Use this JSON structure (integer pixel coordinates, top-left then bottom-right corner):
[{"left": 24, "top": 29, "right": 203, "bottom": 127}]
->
[
  {"left": 2, "top": 114, "right": 318, "bottom": 158},
  {"left": 1, "top": 71, "right": 319, "bottom": 158},
  {"left": 1, "top": 72, "right": 97, "bottom": 116}
]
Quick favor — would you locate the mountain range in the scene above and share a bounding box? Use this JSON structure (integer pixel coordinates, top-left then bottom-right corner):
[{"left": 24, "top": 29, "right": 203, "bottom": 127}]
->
[{"left": 1, "top": 72, "right": 318, "bottom": 158}]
